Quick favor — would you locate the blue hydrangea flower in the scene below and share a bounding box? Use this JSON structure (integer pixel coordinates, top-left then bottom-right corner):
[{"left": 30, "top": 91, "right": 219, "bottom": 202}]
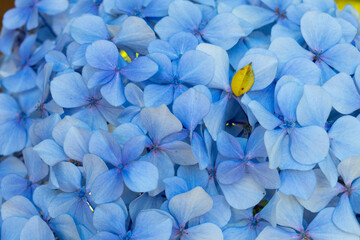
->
[
  {"left": 155, "top": 0, "right": 245, "bottom": 50},
  {"left": 3, "top": 0, "right": 69, "bottom": 30}
]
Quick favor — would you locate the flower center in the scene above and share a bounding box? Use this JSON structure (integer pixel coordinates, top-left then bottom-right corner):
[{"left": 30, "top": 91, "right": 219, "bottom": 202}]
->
[
  {"left": 312, "top": 50, "right": 323, "bottom": 62},
  {"left": 280, "top": 118, "right": 296, "bottom": 134},
  {"left": 275, "top": 7, "right": 287, "bottom": 19}
]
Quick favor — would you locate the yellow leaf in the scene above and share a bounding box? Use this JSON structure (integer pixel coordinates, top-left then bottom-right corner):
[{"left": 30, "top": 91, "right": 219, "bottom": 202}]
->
[
  {"left": 231, "top": 63, "right": 255, "bottom": 97},
  {"left": 335, "top": 0, "right": 360, "bottom": 12}
]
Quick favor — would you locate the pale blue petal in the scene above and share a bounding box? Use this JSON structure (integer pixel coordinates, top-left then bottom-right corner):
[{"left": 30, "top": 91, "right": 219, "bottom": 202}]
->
[
  {"left": 52, "top": 162, "right": 81, "bottom": 192},
  {"left": 280, "top": 58, "right": 321, "bottom": 85},
  {"left": 70, "top": 14, "right": 109, "bottom": 44},
  {"left": 3, "top": 66, "right": 37, "bottom": 93},
  {"left": 177, "top": 165, "right": 209, "bottom": 190},
  {"left": 132, "top": 210, "right": 173, "bottom": 240},
  {"left": 290, "top": 126, "right": 329, "bottom": 165},
  {"left": 23, "top": 148, "right": 48, "bottom": 183},
  {"left": 50, "top": 214, "right": 81, "bottom": 240},
  {"left": 86, "top": 40, "right": 118, "bottom": 70},
  {"left": 297, "top": 170, "right": 343, "bottom": 212},
  {"left": 322, "top": 43, "right": 360, "bottom": 74},
  {"left": 182, "top": 223, "right": 223, "bottom": 240},
  {"left": 122, "top": 161, "right": 158, "bottom": 192},
  {"left": 20, "top": 215, "right": 55, "bottom": 240},
  {"left": 232, "top": 5, "right": 275, "bottom": 30},
  {"left": 178, "top": 50, "right": 214, "bottom": 86},
  {"left": 93, "top": 203, "right": 126, "bottom": 235},
  {"left": 169, "top": 187, "right": 212, "bottom": 225},
  {"left": 216, "top": 131, "right": 244, "bottom": 159},
  {"left": 220, "top": 174, "right": 265, "bottom": 209},
  {"left": 3, "top": 7, "right": 31, "bottom": 30},
  {"left": 114, "top": 16, "right": 155, "bottom": 55},
  {"left": 223, "top": 226, "right": 256, "bottom": 240},
  {"left": 140, "top": 105, "right": 182, "bottom": 142},
  {"left": 50, "top": 72, "right": 90, "bottom": 108},
  {"left": 2, "top": 195, "right": 38, "bottom": 219},
  {"left": 337, "top": 156, "right": 360, "bottom": 185},
  {"left": 121, "top": 57, "right": 158, "bottom": 82},
  {"left": 264, "top": 129, "right": 286, "bottom": 169},
  {"left": 322, "top": 73, "right": 360, "bottom": 114},
  {"left": 296, "top": 85, "right": 331, "bottom": 127},
  {"left": 203, "top": 96, "right": 229, "bottom": 140},
  {"left": 200, "top": 195, "right": 231, "bottom": 228},
  {"left": 329, "top": 116, "right": 360, "bottom": 160},
  {"left": 279, "top": 169, "right": 316, "bottom": 200},
  {"left": 91, "top": 169, "right": 124, "bottom": 204},
  {"left": 89, "top": 130, "right": 122, "bottom": 166},
  {"left": 168, "top": 0, "right": 201, "bottom": 32},
  {"left": 163, "top": 177, "right": 188, "bottom": 200},
  {"left": 162, "top": 141, "right": 198, "bottom": 165},
  {"left": 276, "top": 194, "right": 303, "bottom": 230},
  {"left": 332, "top": 195, "right": 360, "bottom": 235},
  {"left": 202, "top": 13, "right": 245, "bottom": 50},
  {"left": 63, "top": 127, "right": 91, "bottom": 162},
  {"left": 256, "top": 226, "right": 298, "bottom": 240},
  {"left": 83, "top": 154, "right": 108, "bottom": 189},
  {"left": 2, "top": 217, "right": 28, "bottom": 240},
  {"left": 248, "top": 101, "right": 282, "bottom": 130},
  {"left": 301, "top": 11, "right": 342, "bottom": 51},
  {"left": 248, "top": 162, "right": 280, "bottom": 189}
]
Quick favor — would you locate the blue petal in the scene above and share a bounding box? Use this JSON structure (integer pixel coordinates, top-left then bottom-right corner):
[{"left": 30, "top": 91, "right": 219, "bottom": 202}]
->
[
  {"left": 89, "top": 130, "right": 122, "bottom": 166},
  {"left": 173, "top": 88, "right": 210, "bottom": 131},
  {"left": 148, "top": 39, "right": 178, "bottom": 60},
  {"left": 83, "top": 154, "right": 108, "bottom": 189},
  {"left": 308, "top": 207, "right": 359, "bottom": 240},
  {"left": 268, "top": 37, "right": 312, "bottom": 71},
  {"left": 2, "top": 195, "right": 38, "bottom": 219},
  {"left": 329, "top": 116, "right": 360, "bottom": 160},
  {"left": 223, "top": 226, "right": 256, "bottom": 240},
  {"left": 63, "top": 127, "right": 91, "bottom": 162},
  {"left": 23, "top": 148, "right": 48, "bottom": 183},
  {"left": 0, "top": 156, "right": 27, "bottom": 181},
  {"left": 122, "top": 160, "right": 157, "bottom": 193},
  {"left": 232, "top": 5, "right": 275, "bottom": 30},
  {"left": 50, "top": 72, "right": 90, "bottom": 108},
  {"left": 91, "top": 169, "right": 124, "bottom": 204},
  {"left": 167, "top": 0, "right": 201, "bottom": 33},
  {"left": 220, "top": 174, "right": 265, "bottom": 209},
  {"left": 177, "top": 165, "right": 209, "bottom": 190},
  {"left": 322, "top": 43, "right": 360, "bottom": 75},
  {"left": 121, "top": 56, "right": 158, "bottom": 82},
  {"left": 297, "top": 170, "right": 343, "bottom": 212},
  {"left": 322, "top": 73, "right": 360, "bottom": 114},
  {"left": 265, "top": 129, "right": 287, "bottom": 169},
  {"left": 338, "top": 156, "right": 360, "bottom": 185},
  {"left": 144, "top": 84, "right": 174, "bottom": 107},
  {"left": 1, "top": 217, "right": 28, "bottom": 240},
  {"left": 333, "top": 195, "right": 360, "bottom": 235},
  {"left": 279, "top": 169, "right": 316, "bottom": 200},
  {"left": 101, "top": 74, "right": 126, "bottom": 107},
  {"left": 140, "top": 105, "right": 182, "bottom": 143},
  {"left": 154, "top": 16, "right": 187, "bottom": 41},
  {"left": 70, "top": 14, "right": 109, "bottom": 44},
  {"left": 161, "top": 141, "right": 198, "bottom": 165},
  {"left": 164, "top": 177, "right": 188, "bottom": 200},
  {"left": 182, "top": 223, "right": 223, "bottom": 240},
  {"left": 93, "top": 203, "right": 126, "bottom": 235},
  {"left": 0, "top": 120, "right": 27, "bottom": 156},
  {"left": 277, "top": 81, "right": 303, "bottom": 120},
  {"left": 196, "top": 43, "right": 230, "bottom": 90},
  {"left": 20, "top": 215, "right": 55, "bottom": 240},
  {"left": 170, "top": 32, "right": 198, "bottom": 57},
  {"left": 114, "top": 16, "right": 155, "bottom": 55},
  {"left": 33, "top": 140, "right": 67, "bottom": 166},
  {"left": 50, "top": 214, "right": 81, "bottom": 240},
  {"left": 52, "top": 162, "right": 81, "bottom": 192},
  {"left": 256, "top": 226, "right": 298, "bottom": 240},
  {"left": 124, "top": 83, "right": 144, "bottom": 107},
  {"left": 245, "top": 126, "right": 267, "bottom": 159},
  {"left": 290, "top": 126, "right": 329, "bottom": 165},
  {"left": 202, "top": 13, "right": 245, "bottom": 50},
  {"left": 248, "top": 101, "right": 282, "bottom": 130},
  {"left": 276, "top": 194, "right": 304, "bottom": 230},
  {"left": 216, "top": 131, "right": 244, "bottom": 159},
  {"left": 200, "top": 195, "right": 231, "bottom": 228},
  {"left": 280, "top": 58, "right": 321, "bottom": 85},
  {"left": 3, "top": 66, "right": 37, "bottom": 93},
  {"left": 169, "top": 187, "right": 212, "bottom": 225},
  {"left": 3, "top": 7, "right": 31, "bottom": 30},
  {"left": 248, "top": 162, "right": 280, "bottom": 189},
  {"left": 178, "top": 50, "right": 215, "bottom": 86},
  {"left": 203, "top": 96, "right": 229, "bottom": 140},
  {"left": 296, "top": 84, "right": 331, "bottom": 127},
  {"left": 301, "top": 11, "right": 342, "bottom": 51},
  {"left": 122, "top": 135, "right": 146, "bottom": 163},
  {"left": 86, "top": 40, "right": 119, "bottom": 70},
  {"left": 132, "top": 210, "right": 173, "bottom": 240},
  {"left": 37, "top": 0, "right": 68, "bottom": 15},
  {"left": 1, "top": 174, "right": 32, "bottom": 200},
  {"left": 216, "top": 160, "right": 245, "bottom": 184}
]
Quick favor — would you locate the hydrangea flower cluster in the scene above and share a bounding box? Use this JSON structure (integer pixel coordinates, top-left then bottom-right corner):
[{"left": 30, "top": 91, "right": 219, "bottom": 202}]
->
[{"left": 1, "top": 0, "right": 360, "bottom": 239}]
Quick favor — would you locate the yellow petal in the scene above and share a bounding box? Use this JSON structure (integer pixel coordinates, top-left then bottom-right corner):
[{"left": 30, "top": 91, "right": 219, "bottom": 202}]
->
[
  {"left": 120, "top": 50, "right": 132, "bottom": 63},
  {"left": 231, "top": 63, "right": 255, "bottom": 97},
  {"left": 335, "top": 0, "right": 360, "bottom": 12}
]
